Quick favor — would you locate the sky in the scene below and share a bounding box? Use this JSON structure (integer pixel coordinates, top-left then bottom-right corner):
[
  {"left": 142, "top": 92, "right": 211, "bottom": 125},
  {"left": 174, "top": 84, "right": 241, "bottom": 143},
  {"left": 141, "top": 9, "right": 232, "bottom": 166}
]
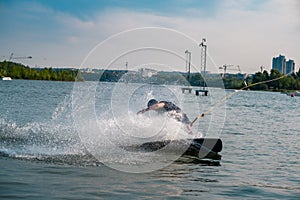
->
[{"left": 0, "top": 0, "right": 299, "bottom": 73}]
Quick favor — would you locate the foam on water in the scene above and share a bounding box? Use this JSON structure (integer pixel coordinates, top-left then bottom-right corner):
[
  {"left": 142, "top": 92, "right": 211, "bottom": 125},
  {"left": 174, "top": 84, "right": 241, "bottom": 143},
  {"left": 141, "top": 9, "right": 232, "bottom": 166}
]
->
[
  {"left": 0, "top": 94, "right": 89, "bottom": 165},
  {"left": 71, "top": 82, "right": 201, "bottom": 172},
  {"left": 73, "top": 109, "right": 195, "bottom": 171},
  {"left": 0, "top": 90, "right": 197, "bottom": 169}
]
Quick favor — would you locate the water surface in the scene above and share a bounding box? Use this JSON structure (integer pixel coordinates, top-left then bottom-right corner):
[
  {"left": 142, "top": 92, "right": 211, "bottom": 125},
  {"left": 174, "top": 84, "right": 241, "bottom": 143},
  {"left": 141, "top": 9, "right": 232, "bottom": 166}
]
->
[{"left": 0, "top": 80, "right": 299, "bottom": 199}]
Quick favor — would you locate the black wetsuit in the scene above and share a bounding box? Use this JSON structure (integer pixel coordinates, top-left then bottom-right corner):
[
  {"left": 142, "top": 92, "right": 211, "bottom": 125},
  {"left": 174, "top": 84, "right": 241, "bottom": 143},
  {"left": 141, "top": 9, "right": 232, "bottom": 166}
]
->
[{"left": 157, "top": 101, "right": 191, "bottom": 124}]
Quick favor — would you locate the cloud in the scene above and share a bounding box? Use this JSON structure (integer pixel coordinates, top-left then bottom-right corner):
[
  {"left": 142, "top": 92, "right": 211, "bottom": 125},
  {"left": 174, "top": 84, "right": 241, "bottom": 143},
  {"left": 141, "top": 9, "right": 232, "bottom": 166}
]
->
[
  {"left": 77, "top": 1, "right": 298, "bottom": 73},
  {"left": 1, "top": 0, "right": 299, "bottom": 73}
]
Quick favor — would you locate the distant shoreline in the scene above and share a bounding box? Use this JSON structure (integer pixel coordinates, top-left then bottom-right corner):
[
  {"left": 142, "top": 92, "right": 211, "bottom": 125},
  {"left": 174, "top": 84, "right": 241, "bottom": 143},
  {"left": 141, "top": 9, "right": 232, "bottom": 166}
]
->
[
  {"left": 0, "top": 61, "right": 83, "bottom": 82},
  {"left": 2, "top": 61, "right": 300, "bottom": 91}
]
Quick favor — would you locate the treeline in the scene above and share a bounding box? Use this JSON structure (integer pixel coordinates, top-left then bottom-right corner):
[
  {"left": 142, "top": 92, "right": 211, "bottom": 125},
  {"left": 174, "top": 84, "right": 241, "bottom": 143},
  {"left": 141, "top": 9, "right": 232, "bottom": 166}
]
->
[
  {"left": 92, "top": 70, "right": 191, "bottom": 85},
  {"left": 248, "top": 69, "right": 300, "bottom": 91},
  {"left": 0, "top": 61, "right": 83, "bottom": 81},
  {"left": 45, "top": 64, "right": 300, "bottom": 91},
  {"left": 219, "top": 69, "right": 300, "bottom": 91}
]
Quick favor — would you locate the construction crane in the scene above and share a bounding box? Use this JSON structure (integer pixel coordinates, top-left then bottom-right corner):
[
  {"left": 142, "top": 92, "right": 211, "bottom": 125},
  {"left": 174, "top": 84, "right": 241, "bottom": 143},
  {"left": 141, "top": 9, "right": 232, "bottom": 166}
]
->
[
  {"left": 9, "top": 53, "right": 32, "bottom": 61},
  {"left": 219, "top": 64, "right": 241, "bottom": 78}
]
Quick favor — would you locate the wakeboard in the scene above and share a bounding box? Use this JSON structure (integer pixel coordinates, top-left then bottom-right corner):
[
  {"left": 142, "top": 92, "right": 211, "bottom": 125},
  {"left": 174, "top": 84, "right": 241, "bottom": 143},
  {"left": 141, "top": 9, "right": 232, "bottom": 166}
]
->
[{"left": 123, "top": 138, "right": 222, "bottom": 160}]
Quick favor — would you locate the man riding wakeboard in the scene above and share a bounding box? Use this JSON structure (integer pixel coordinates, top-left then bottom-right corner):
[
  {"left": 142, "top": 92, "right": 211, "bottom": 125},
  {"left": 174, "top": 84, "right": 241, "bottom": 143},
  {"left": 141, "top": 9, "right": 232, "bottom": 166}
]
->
[{"left": 137, "top": 99, "right": 193, "bottom": 134}]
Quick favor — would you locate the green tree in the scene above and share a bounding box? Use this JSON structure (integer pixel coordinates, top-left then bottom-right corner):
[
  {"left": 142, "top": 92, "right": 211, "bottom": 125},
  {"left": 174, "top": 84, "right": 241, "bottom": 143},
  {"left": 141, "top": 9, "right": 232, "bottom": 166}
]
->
[
  {"left": 251, "top": 71, "right": 269, "bottom": 90},
  {"left": 297, "top": 68, "right": 300, "bottom": 78},
  {"left": 268, "top": 69, "right": 282, "bottom": 90},
  {"left": 0, "top": 61, "right": 82, "bottom": 82}
]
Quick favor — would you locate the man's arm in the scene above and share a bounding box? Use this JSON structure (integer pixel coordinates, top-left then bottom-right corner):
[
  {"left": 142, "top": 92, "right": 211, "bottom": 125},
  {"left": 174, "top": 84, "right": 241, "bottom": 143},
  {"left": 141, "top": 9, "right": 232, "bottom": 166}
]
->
[
  {"left": 137, "top": 102, "right": 164, "bottom": 114},
  {"left": 137, "top": 107, "right": 150, "bottom": 114}
]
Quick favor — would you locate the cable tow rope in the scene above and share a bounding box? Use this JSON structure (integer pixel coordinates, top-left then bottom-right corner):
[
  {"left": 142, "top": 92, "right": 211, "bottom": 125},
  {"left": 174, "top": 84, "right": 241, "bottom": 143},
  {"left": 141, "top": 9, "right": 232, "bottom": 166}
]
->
[{"left": 190, "top": 73, "right": 290, "bottom": 127}]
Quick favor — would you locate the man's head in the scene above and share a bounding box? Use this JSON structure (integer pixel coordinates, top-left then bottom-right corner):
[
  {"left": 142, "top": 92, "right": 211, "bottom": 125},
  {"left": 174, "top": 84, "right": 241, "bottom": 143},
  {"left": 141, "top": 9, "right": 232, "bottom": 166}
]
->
[{"left": 147, "top": 99, "right": 158, "bottom": 107}]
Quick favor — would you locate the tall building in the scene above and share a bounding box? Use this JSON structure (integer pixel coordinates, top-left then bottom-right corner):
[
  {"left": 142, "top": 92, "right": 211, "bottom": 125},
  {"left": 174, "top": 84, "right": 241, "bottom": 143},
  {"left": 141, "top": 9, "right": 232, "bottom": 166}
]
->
[
  {"left": 272, "top": 54, "right": 295, "bottom": 74},
  {"left": 286, "top": 59, "right": 295, "bottom": 74},
  {"left": 272, "top": 54, "right": 286, "bottom": 74}
]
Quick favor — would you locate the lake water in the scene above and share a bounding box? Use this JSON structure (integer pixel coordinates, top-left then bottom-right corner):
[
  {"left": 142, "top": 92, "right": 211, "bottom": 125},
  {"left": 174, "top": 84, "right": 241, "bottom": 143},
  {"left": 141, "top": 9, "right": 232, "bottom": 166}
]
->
[{"left": 0, "top": 80, "right": 299, "bottom": 199}]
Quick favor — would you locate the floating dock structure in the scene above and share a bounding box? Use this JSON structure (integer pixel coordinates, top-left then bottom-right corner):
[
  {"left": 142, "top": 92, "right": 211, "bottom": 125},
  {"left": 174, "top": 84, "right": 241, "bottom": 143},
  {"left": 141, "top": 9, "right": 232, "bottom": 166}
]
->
[
  {"left": 195, "top": 89, "right": 208, "bottom": 96},
  {"left": 181, "top": 87, "right": 192, "bottom": 93},
  {"left": 181, "top": 38, "right": 209, "bottom": 96},
  {"left": 181, "top": 87, "right": 209, "bottom": 96}
]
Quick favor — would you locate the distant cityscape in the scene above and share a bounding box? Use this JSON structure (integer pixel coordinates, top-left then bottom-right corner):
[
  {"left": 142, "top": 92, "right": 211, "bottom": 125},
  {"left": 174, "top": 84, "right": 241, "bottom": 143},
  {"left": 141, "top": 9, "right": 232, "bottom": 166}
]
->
[
  {"left": 272, "top": 54, "right": 295, "bottom": 75},
  {"left": 2, "top": 57, "right": 300, "bottom": 91}
]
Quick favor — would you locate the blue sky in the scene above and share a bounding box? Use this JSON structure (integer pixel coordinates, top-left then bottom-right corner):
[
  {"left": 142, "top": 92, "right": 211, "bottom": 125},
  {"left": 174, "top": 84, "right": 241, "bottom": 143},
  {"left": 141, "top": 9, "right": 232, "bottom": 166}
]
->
[
  {"left": 0, "top": 0, "right": 299, "bottom": 73},
  {"left": 0, "top": 0, "right": 218, "bottom": 19}
]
